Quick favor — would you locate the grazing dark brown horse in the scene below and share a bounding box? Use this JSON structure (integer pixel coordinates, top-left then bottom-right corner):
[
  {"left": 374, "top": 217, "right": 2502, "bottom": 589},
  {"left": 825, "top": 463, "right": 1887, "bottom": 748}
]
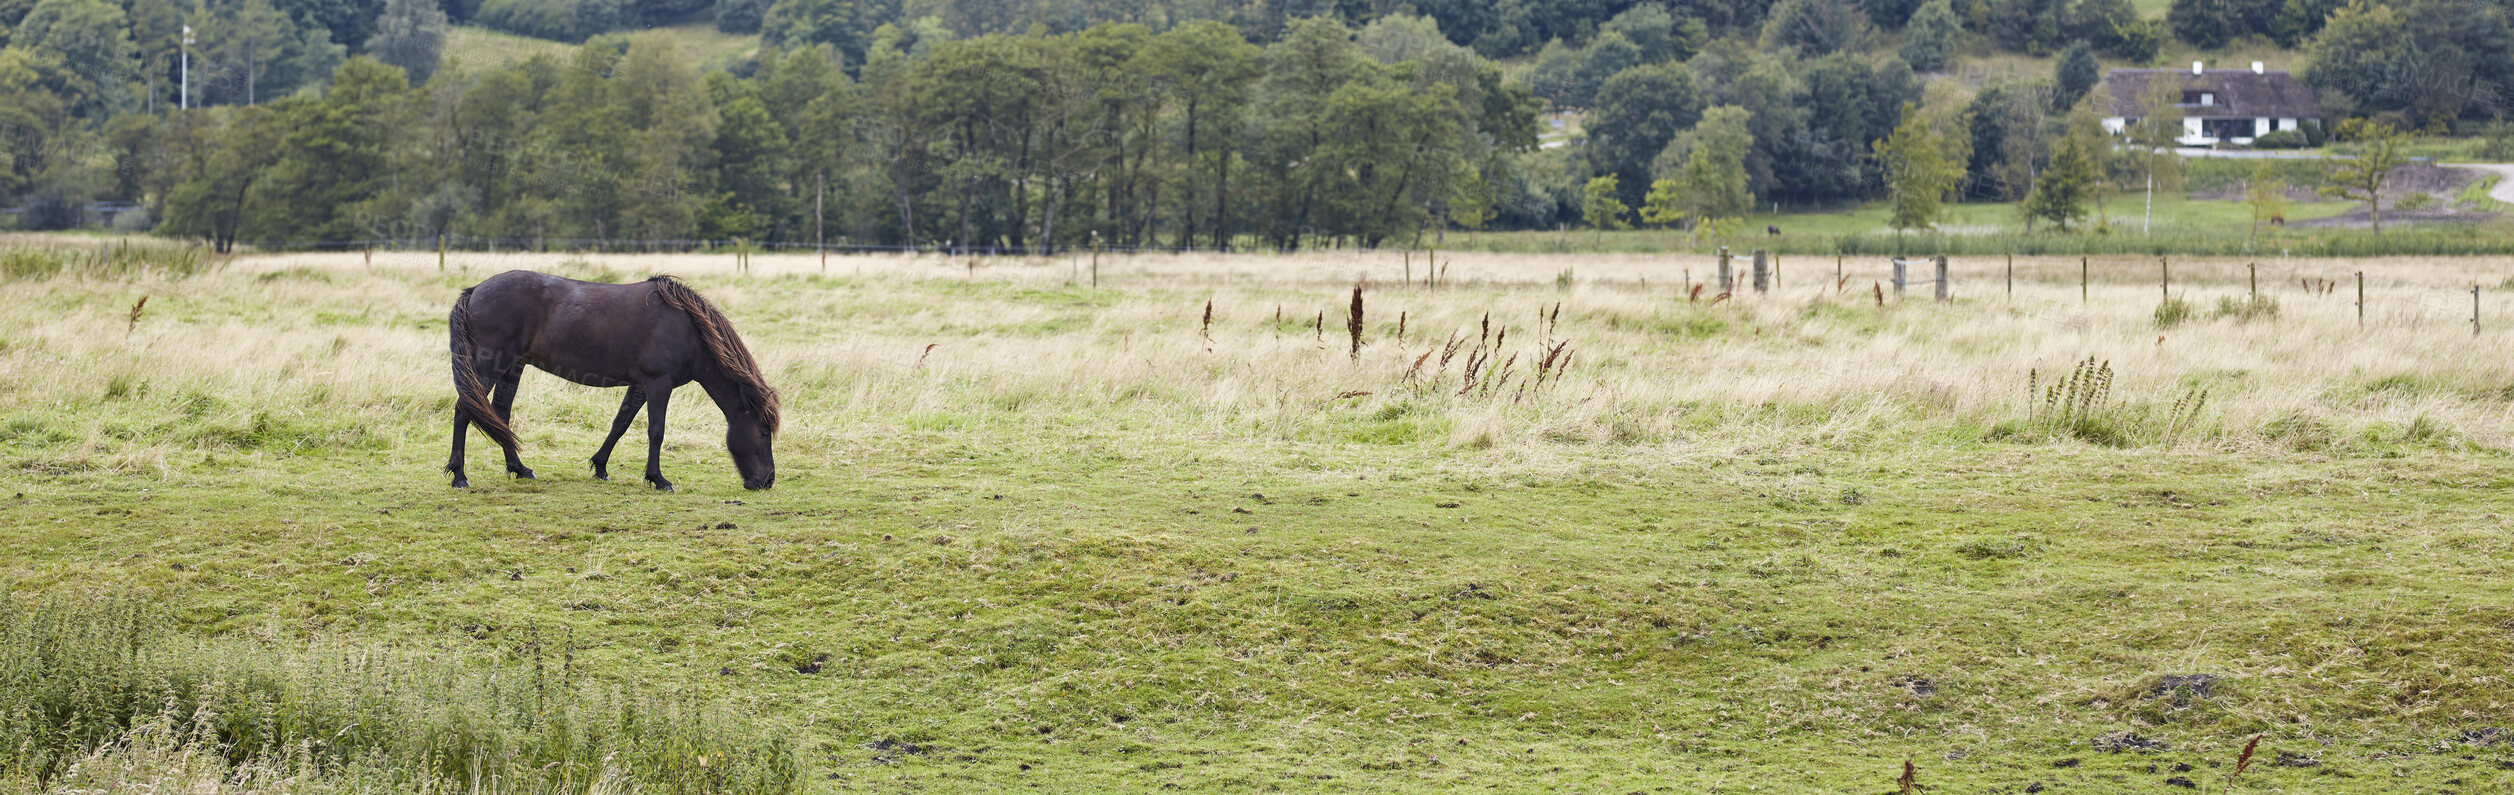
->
[{"left": 447, "top": 272, "right": 780, "bottom": 492}]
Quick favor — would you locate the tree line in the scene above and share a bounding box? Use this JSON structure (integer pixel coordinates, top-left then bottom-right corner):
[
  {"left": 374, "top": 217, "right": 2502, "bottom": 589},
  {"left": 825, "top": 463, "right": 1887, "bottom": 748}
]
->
[{"left": 30, "top": 16, "right": 1555, "bottom": 252}]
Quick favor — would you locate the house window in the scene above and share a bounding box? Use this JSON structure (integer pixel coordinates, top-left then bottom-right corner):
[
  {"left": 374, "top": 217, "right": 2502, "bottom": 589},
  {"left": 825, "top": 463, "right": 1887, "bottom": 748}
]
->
[
  {"left": 2201, "top": 118, "right": 2252, "bottom": 140},
  {"left": 2182, "top": 91, "right": 2215, "bottom": 106}
]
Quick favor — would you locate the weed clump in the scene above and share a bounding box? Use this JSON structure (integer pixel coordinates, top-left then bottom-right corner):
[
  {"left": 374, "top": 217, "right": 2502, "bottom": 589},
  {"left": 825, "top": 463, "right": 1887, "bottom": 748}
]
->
[
  {"left": 2153, "top": 295, "right": 2195, "bottom": 328},
  {"left": 0, "top": 596, "right": 804, "bottom": 794},
  {"left": 2211, "top": 295, "right": 2279, "bottom": 321}
]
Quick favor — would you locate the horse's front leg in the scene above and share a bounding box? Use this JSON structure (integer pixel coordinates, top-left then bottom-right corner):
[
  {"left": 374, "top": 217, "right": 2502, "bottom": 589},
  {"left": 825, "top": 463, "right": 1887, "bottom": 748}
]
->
[
  {"left": 492, "top": 365, "right": 533, "bottom": 479},
  {"left": 642, "top": 384, "right": 674, "bottom": 492},
  {"left": 590, "top": 387, "right": 645, "bottom": 481}
]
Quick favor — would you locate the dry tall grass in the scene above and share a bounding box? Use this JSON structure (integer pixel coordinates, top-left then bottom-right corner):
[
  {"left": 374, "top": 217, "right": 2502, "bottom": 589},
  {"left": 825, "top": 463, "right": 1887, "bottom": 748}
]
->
[{"left": 1, "top": 247, "right": 2508, "bottom": 481}]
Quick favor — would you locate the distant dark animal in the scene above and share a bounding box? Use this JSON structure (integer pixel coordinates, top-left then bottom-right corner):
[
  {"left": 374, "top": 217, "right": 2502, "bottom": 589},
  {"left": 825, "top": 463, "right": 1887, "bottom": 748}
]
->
[
  {"left": 2269, "top": 214, "right": 2286, "bottom": 227},
  {"left": 1766, "top": 225, "right": 1781, "bottom": 236},
  {"left": 446, "top": 272, "right": 779, "bottom": 492}
]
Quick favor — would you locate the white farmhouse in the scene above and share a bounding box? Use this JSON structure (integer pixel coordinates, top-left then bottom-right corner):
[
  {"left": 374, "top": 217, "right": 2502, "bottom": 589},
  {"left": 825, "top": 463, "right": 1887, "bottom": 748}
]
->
[{"left": 2098, "top": 62, "right": 2323, "bottom": 146}]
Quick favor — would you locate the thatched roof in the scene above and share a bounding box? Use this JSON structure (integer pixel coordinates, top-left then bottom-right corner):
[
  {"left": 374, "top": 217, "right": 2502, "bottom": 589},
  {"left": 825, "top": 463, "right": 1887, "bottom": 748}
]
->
[{"left": 2099, "top": 69, "right": 2323, "bottom": 120}]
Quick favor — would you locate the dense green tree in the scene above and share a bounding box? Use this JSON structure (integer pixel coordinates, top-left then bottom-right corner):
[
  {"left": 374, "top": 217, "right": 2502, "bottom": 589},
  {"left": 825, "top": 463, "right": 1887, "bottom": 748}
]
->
[
  {"left": 369, "top": 0, "right": 446, "bottom": 85},
  {"left": 1601, "top": 2, "right": 1684, "bottom": 61},
  {"left": 1580, "top": 173, "right": 1629, "bottom": 232},
  {"left": 701, "top": 73, "right": 791, "bottom": 240},
  {"left": 2167, "top": 0, "right": 2280, "bottom": 50},
  {"left": 1761, "top": 0, "right": 1872, "bottom": 55},
  {"left": 1898, "top": 0, "right": 1957, "bottom": 71},
  {"left": 10, "top": 0, "right": 136, "bottom": 118},
  {"left": 1961, "top": 83, "right": 2008, "bottom": 199},
  {"left": 191, "top": 0, "right": 345, "bottom": 105},
  {"left": 1313, "top": 75, "right": 1472, "bottom": 246},
  {"left": 274, "top": 0, "right": 381, "bottom": 52},
  {"left": 2303, "top": 0, "right": 2514, "bottom": 125},
  {"left": 1677, "top": 104, "right": 1753, "bottom": 228},
  {"left": 1861, "top": 0, "right": 1923, "bottom": 28},
  {"left": 1873, "top": 101, "right": 1959, "bottom": 232},
  {"left": 1639, "top": 177, "right": 1685, "bottom": 227},
  {"left": 2052, "top": 39, "right": 2096, "bottom": 110},
  {"left": 1585, "top": 61, "right": 1704, "bottom": 207},
  {"left": 240, "top": 57, "right": 407, "bottom": 245},
  {"left": 717, "top": 0, "right": 771, "bottom": 33},
  {"left": 1142, "top": 20, "right": 1263, "bottom": 247},
  {"left": 2057, "top": 0, "right": 2139, "bottom": 54},
  {"left": 124, "top": 0, "right": 184, "bottom": 111},
  {"left": 1523, "top": 37, "right": 1577, "bottom": 107},
  {"left": 761, "top": 0, "right": 904, "bottom": 67},
  {"left": 1567, "top": 30, "right": 1639, "bottom": 107},
  {"left": 2270, "top": 0, "right": 2344, "bottom": 46},
  {"left": 2023, "top": 119, "right": 2095, "bottom": 232},
  {"left": 160, "top": 104, "right": 288, "bottom": 250}
]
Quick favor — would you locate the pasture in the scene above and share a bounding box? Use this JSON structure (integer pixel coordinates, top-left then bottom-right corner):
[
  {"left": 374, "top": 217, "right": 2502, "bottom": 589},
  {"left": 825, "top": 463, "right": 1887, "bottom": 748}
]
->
[{"left": 2, "top": 243, "right": 2511, "bottom": 792}]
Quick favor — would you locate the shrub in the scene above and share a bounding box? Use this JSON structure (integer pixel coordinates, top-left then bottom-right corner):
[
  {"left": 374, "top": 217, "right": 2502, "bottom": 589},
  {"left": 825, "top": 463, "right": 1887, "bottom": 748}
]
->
[
  {"left": 2250, "top": 129, "right": 2311, "bottom": 149},
  {"left": 2480, "top": 123, "right": 2514, "bottom": 162}
]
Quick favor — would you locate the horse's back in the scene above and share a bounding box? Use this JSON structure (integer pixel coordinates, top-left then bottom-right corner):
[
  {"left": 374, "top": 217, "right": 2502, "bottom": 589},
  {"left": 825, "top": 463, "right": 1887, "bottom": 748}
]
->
[{"left": 459, "top": 271, "right": 695, "bottom": 388}]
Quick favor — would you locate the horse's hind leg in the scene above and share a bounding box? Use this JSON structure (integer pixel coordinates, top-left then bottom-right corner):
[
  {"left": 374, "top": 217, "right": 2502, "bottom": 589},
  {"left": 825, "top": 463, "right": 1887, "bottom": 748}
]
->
[
  {"left": 590, "top": 387, "right": 645, "bottom": 481},
  {"left": 492, "top": 366, "right": 534, "bottom": 480},
  {"left": 447, "top": 411, "right": 470, "bottom": 488},
  {"left": 641, "top": 384, "right": 674, "bottom": 493}
]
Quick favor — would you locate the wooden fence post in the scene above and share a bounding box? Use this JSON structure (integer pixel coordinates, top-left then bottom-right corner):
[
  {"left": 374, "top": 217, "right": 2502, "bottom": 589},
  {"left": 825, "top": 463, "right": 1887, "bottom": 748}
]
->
[
  {"left": 1752, "top": 250, "right": 1769, "bottom": 294},
  {"left": 2080, "top": 257, "right": 2088, "bottom": 302},
  {"left": 2248, "top": 262, "right": 2257, "bottom": 299},
  {"left": 2160, "top": 256, "right": 2170, "bottom": 303},
  {"left": 1933, "top": 255, "right": 1949, "bottom": 301},
  {"left": 2475, "top": 284, "right": 2483, "bottom": 336},
  {"left": 2005, "top": 254, "right": 2012, "bottom": 299},
  {"left": 1718, "top": 247, "right": 1732, "bottom": 293},
  {"left": 2355, "top": 271, "right": 2365, "bottom": 327},
  {"left": 816, "top": 172, "right": 827, "bottom": 274},
  {"left": 1892, "top": 258, "right": 1907, "bottom": 299}
]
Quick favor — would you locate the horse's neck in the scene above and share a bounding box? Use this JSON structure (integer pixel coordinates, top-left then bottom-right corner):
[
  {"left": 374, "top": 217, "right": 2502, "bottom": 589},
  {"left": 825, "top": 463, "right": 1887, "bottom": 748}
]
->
[{"left": 693, "top": 370, "right": 750, "bottom": 416}]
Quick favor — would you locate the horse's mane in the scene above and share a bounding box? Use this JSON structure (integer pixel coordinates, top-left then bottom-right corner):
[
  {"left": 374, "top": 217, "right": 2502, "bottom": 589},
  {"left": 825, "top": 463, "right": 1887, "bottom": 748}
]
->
[{"left": 648, "top": 276, "right": 781, "bottom": 434}]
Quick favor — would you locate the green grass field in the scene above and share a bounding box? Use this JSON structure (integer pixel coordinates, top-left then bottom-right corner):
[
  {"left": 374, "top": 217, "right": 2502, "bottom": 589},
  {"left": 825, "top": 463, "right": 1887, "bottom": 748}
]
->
[{"left": 2, "top": 245, "right": 2511, "bottom": 791}]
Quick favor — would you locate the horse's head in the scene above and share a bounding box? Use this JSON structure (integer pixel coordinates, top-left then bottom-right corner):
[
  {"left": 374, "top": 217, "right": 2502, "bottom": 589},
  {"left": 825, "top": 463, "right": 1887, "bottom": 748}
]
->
[{"left": 727, "top": 406, "right": 776, "bottom": 490}]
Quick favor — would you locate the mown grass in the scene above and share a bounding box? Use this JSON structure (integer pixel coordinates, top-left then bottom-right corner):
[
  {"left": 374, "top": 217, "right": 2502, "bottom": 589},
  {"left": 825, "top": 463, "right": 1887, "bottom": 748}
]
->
[{"left": 1, "top": 250, "right": 2510, "bottom": 790}]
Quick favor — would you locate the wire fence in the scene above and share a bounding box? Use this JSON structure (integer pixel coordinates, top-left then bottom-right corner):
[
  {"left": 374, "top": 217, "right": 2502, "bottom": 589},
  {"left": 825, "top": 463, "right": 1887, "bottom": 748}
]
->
[{"left": 185, "top": 234, "right": 2514, "bottom": 335}]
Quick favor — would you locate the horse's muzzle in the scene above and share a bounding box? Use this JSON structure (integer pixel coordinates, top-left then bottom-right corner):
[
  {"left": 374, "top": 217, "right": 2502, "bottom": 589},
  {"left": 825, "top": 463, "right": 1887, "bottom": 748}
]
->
[{"left": 744, "top": 476, "right": 775, "bottom": 491}]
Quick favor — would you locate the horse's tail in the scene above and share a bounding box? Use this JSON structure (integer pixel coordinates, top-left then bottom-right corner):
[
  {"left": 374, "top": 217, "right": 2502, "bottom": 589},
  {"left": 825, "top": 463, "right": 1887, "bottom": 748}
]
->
[{"left": 449, "top": 288, "right": 518, "bottom": 451}]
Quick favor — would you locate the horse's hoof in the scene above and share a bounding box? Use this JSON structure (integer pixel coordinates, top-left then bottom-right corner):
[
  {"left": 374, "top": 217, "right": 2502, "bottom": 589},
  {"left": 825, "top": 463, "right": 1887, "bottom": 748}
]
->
[
  {"left": 451, "top": 478, "right": 470, "bottom": 488},
  {"left": 648, "top": 478, "right": 674, "bottom": 492},
  {"left": 510, "top": 468, "right": 535, "bottom": 480},
  {"left": 593, "top": 472, "right": 609, "bottom": 481}
]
